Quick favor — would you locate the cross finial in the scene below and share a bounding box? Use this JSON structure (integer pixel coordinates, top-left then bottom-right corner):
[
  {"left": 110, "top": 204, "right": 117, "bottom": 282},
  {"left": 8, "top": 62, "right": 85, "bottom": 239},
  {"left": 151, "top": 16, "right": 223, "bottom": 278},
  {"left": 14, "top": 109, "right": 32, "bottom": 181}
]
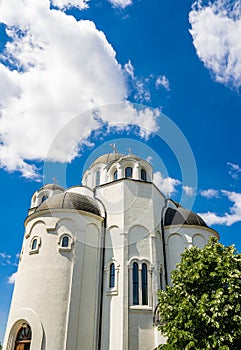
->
[
  {"left": 127, "top": 148, "right": 131, "bottom": 155},
  {"left": 52, "top": 177, "right": 58, "bottom": 185},
  {"left": 110, "top": 143, "right": 117, "bottom": 153}
]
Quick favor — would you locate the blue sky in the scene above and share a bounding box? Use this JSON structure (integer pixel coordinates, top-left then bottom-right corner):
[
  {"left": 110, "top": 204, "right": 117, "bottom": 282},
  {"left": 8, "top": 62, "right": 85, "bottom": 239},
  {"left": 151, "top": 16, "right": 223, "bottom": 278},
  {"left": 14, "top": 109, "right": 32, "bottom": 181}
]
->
[{"left": 1, "top": 0, "right": 241, "bottom": 343}]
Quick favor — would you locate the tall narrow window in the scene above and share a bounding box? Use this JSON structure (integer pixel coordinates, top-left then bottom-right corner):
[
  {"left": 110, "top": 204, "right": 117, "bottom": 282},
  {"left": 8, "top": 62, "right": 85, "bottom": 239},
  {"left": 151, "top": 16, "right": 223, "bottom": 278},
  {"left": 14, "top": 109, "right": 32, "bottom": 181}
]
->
[
  {"left": 95, "top": 170, "right": 100, "bottom": 186},
  {"left": 141, "top": 169, "right": 147, "bottom": 181},
  {"left": 160, "top": 267, "right": 163, "bottom": 290},
  {"left": 142, "top": 263, "right": 148, "bottom": 305},
  {"left": 133, "top": 262, "right": 139, "bottom": 305},
  {"left": 61, "top": 235, "right": 69, "bottom": 248},
  {"left": 113, "top": 170, "right": 118, "bottom": 181},
  {"left": 31, "top": 238, "right": 37, "bottom": 250},
  {"left": 109, "top": 263, "right": 115, "bottom": 288},
  {"left": 125, "top": 167, "right": 133, "bottom": 178}
]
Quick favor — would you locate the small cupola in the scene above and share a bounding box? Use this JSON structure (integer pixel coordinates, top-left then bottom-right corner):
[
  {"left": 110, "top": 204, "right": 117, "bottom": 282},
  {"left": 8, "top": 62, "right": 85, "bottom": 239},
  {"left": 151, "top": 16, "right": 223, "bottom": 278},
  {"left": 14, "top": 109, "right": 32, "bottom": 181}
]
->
[{"left": 30, "top": 183, "right": 65, "bottom": 210}]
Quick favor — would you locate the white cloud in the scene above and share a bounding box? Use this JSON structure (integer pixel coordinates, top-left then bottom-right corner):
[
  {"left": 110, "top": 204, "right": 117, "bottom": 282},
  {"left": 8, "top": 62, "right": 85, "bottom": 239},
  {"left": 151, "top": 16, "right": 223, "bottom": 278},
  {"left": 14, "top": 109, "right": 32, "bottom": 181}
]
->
[
  {"left": 227, "top": 162, "right": 241, "bottom": 179},
  {"left": 155, "top": 75, "right": 170, "bottom": 91},
  {"left": 108, "top": 0, "right": 132, "bottom": 8},
  {"left": 200, "top": 188, "right": 219, "bottom": 199},
  {"left": 153, "top": 171, "right": 181, "bottom": 196},
  {"left": 146, "top": 156, "right": 153, "bottom": 164},
  {"left": 0, "top": 252, "right": 12, "bottom": 266},
  {"left": 51, "top": 0, "right": 89, "bottom": 10},
  {"left": 124, "top": 60, "right": 135, "bottom": 79},
  {"left": 183, "top": 185, "right": 195, "bottom": 197},
  {"left": 0, "top": 0, "right": 159, "bottom": 179},
  {"left": 8, "top": 272, "right": 17, "bottom": 284},
  {"left": 189, "top": 0, "right": 241, "bottom": 91},
  {"left": 198, "top": 190, "right": 241, "bottom": 226},
  {"left": 124, "top": 60, "right": 151, "bottom": 102}
]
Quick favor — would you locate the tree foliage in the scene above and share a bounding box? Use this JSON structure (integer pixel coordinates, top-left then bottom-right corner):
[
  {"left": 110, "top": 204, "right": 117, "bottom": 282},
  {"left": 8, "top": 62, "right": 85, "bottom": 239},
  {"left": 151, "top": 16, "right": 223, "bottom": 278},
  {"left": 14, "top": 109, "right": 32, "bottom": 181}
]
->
[{"left": 157, "top": 237, "right": 241, "bottom": 349}]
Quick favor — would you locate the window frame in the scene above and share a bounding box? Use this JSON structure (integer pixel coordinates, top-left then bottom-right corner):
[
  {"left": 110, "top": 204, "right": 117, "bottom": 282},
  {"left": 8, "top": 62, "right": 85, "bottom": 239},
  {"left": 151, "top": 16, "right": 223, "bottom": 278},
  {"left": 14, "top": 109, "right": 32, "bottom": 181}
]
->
[
  {"left": 58, "top": 233, "right": 74, "bottom": 252},
  {"left": 113, "top": 170, "right": 118, "bottom": 181},
  {"left": 128, "top": 258, "right": 152, "bottom": 309},
  {"left": 140, "top": 168, "right": 147, "bottom": 181},
  {"left": 105, "top": 259, "right": 119, "bottom": 296},
  {"left": 125, "top": 166, "right": 133, "bottom": 178},
  {"left": 29, "top": 236, "right": 41, "bottom": 255}
]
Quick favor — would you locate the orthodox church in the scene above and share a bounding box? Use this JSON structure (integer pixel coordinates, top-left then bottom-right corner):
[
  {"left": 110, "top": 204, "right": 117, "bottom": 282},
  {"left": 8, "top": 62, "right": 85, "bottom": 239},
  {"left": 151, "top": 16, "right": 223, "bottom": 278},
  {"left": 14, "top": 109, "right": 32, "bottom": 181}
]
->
[{"left": 3, "top": 151, "right": 218, "bottom": 350}]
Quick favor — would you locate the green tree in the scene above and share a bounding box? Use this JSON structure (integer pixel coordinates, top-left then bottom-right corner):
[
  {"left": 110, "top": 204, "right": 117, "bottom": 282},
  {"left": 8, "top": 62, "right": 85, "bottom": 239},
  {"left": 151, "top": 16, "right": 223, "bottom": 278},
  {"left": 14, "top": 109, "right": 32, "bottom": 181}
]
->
[
  {"left": 156, "top": 237, "right": 241, "bottom": 349},
  {"left": 0, "top": 342, "right": 2, "bottom": 350}
]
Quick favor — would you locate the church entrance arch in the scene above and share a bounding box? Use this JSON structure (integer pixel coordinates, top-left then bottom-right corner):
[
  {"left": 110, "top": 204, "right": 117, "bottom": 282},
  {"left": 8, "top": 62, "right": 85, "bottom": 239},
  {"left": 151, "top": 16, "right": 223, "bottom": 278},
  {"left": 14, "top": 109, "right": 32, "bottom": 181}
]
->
[{"left": 14, "top": 323, "right": 31, "bottom": 350}]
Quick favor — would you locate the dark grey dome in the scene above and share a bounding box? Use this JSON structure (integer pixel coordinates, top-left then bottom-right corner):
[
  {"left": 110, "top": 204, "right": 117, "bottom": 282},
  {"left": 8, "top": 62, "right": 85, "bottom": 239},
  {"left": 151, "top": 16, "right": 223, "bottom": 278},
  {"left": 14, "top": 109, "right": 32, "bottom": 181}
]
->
[
  {"left": 36, "top": 192, "right": 100, "bottom": 216},
  {"left": 41, "top": 184, "right": 65, "bottom": 191},
  {"left": 164, "top": 207, "right": 207, "bottom": 227}
]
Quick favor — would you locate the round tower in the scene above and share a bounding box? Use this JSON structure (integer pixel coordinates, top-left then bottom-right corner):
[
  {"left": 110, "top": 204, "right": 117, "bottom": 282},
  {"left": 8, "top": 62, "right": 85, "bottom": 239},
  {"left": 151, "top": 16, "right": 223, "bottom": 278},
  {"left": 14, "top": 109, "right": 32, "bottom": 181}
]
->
[{"left": 3, "top": 185, "right": 104, "bottom": 350}]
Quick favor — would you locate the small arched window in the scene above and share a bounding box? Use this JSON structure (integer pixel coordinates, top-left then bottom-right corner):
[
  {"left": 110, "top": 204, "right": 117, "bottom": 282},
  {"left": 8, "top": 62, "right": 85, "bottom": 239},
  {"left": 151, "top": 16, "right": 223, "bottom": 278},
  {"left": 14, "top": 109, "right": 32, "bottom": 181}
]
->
[
  {"left": 142, "top": 263, "right": 148, "bottom": 305},
  {"left": 109, "top": 263, "right": 115, "bottom": 288},
  {"left": 125, "top": 167, "right": 133, "bottom": 178},
  {"left": 41, "top": 195, "right": 48, "bottom": 203},
  {"left": 113, "top": 170, "right": 118, "bottom": 181},
  {"left": 31, "top": 238, "right": 37, "bottom": 250},
  {"left": 133, "top": 262, "right": 139, "bottom": 305},
  {"left": 95, "top": 170, "right": 101, "bottom": 186},
  {"left": 61, "top": 235, "right": 69, "bottom": 248},
  {"left": 141, "top": 169, "right": 147, "bottom": 181},
  {"left": 15, "top": 323, "right": 32, "bottom": 349}
]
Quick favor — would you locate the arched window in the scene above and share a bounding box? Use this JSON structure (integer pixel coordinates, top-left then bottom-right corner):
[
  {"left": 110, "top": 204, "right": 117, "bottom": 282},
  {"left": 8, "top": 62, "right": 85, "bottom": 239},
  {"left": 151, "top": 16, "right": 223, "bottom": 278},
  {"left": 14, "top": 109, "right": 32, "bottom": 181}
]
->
[
  {"left": 95, "top": 170, "right": 100, "bottom": 186},
  {"left": 133, "top": 262, "right": 139, "bottom": 305},
  {"left": 142, "top": 263, "right": 148, "bottom": 305},
  {"left": 113, "top": 170, "right": 118, "bottom": 181},
  {"left": 31, "top": 238, "right": 37, "bottom": 250},
  {"left": 125, "top": 167, "right": 133, "bottom": 178},
  {"left": 61, "top": 235, "right": 69, "bottom": 248},
  {"left": 15, "top": 323, "right": 32, "bottom": 350},
  {"left": 141, "top": 169, "right": 147, "bottom": 181},
  {"left": 109, "top": 263, "right": 115, "bottom": 288},
  {"left": 41, "top": 195, "right": 48, "bottom": 203}
]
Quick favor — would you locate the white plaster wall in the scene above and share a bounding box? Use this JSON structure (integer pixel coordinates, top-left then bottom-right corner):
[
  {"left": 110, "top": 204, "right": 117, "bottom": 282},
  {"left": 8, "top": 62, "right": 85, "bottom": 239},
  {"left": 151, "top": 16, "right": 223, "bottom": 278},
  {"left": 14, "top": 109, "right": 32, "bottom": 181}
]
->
[
  {"left": 164, "top": 225, "right": 219, "bottom": 284},
  {"left": 4, "top": 210, "right": 103, "bottom": 350},
  {"left": 97, "top": 179, "right": 165, "bottom": 350}
]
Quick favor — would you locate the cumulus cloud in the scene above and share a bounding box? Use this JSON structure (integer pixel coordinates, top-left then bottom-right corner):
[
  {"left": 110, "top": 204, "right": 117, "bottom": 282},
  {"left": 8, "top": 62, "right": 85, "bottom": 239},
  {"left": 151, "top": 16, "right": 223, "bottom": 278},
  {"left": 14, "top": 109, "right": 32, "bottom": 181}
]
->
[
  {"left": 155, "top": 75, "right": 170, "bottom": 91},
  {"left": 0, "top": 0, "right": 159, "bottom": 179},
  {"left": 198, "top": 190, "right": 241, "bottom": 226},
  {"left": 8, "top": 272, "right": 17, "bottom": 284},
  {"left": 153, "top": 171, "right": 181, "bottom": 196},
  {"left": 108, "top": 0, "right": 132, "bottom": 8},
  {"left": 200, "top": 188, "right": 219, "bottom": 199},
  {"left": 183, "top": 185, "right": 195, "bottom": 197},
  {"left": 51, "top": 0, "right": 89, "bottom": 10},
  {"left": 227, "top": 162, "right": 241, "bottom": 179},
  {"left": 189, "top": 0, "right": 241, "bottom": 91}
]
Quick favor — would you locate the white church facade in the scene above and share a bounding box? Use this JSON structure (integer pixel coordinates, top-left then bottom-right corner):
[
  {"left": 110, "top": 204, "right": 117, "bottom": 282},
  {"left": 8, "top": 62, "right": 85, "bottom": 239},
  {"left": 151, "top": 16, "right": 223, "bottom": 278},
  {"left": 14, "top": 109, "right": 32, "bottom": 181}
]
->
[{"left": 3, "top": 152, "right": 218, "bottom": 350}]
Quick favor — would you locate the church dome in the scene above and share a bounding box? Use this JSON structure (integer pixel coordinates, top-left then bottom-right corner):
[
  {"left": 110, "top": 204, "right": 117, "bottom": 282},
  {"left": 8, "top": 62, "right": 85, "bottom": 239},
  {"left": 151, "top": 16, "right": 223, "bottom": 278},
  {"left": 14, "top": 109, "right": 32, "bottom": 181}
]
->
[
  {"left": 36, "top": 192, "right": 100, "bottom": 216},
  {"left": 90, "top": 153, "right": 124, "bottom": 168},
  {"left": 90, "top": 153, "right": 143, "bottom": 168},
  {"left": 41, "top": 183, "right": 65, "bottom": 191},
  {"left": 164, "top": 207, "right": 207, "bottom": 227}
]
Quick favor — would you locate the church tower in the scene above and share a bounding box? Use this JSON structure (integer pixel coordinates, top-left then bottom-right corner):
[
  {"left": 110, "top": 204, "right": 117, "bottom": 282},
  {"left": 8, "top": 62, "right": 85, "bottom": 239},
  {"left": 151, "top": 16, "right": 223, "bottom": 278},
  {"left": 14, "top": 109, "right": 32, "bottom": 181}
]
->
[{"left": 3, "top": 152, "right": 218, "bottom": 350}]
